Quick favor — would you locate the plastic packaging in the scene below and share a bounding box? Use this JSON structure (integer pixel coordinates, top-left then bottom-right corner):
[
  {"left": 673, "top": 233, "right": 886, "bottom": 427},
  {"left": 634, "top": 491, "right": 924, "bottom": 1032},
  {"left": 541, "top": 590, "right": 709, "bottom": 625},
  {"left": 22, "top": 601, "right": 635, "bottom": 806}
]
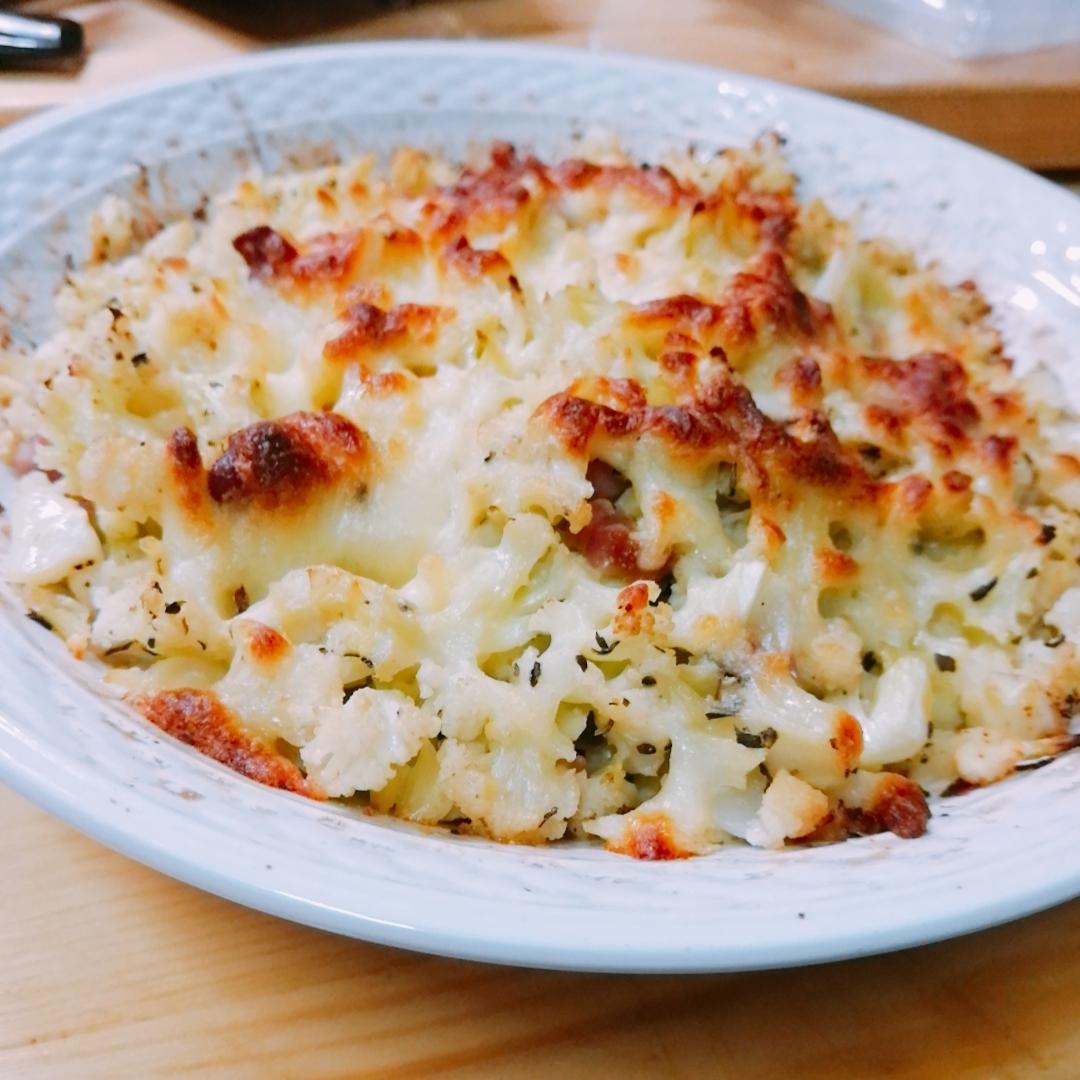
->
[{"left": 824, "top": 0, "right": 1080, "bottom": 59}]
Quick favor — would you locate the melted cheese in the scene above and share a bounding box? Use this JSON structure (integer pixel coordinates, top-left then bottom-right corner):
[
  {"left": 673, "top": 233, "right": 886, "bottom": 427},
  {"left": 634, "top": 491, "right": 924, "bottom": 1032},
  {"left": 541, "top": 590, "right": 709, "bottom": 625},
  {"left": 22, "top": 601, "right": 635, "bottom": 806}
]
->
[{"left": 2, "top": 136, "right": 1078, "bottom": 857}]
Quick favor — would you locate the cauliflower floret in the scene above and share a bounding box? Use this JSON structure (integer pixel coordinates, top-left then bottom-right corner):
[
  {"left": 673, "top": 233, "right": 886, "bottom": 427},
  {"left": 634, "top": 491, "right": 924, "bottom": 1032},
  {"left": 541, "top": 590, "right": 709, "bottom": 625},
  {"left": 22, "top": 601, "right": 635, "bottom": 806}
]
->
[
  {"left": 745, "top": 770, "right": 830, "bottom": 849},
  {"left": 4, "top": 472, "right": 102, "bottom": 586},
  {"left": 301, "top": 688, "right": 439, "bottom": 797}
]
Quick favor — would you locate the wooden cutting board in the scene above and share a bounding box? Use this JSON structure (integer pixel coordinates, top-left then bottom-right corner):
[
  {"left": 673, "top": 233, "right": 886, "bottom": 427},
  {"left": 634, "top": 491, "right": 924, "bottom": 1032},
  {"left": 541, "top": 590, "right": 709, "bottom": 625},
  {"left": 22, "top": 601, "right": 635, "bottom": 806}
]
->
[{"left": 2, "top": 0, "right": 1080, "bottom": 167}]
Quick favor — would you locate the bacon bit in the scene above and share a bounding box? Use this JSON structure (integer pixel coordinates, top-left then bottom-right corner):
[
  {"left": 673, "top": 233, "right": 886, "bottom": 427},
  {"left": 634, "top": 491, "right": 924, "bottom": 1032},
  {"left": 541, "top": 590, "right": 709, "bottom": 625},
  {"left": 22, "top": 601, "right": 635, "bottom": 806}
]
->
[
  {"left": 161, "top": 255, "right": 189, "bottom": 271},
  {"left": 851, "top": 774, "right": 929, "bottom": 839},
  {"left": 831, "top": 712, "right": 863, "bottom": 773},
  {"left": 232, "top": 226, "right": 298, "bottom": 279},
  {"left": 608, "top": 812, "right": 690, "bottom": 860},
  {"left": 315, "top": 187, "right": 338, "bottom": 212},
  {"left": 586, "top": 458, "right": 631, "bottom": 502},
  {"left": 324, "top": 301, "right": 448, "bottom": 362},
  {"left": 795, "top": 803, "right": 853, "bottom": 845},
  {"left": 567, "top": 456, "right": 672, "bottom": 581},
  {"left": 777, "top": 354, "right": 823, "bottom": 408},
  {"left": 442, "top": 235, "right": 511, "bottom": 280},
  {"left": 613, "top": 581, "right": 653, "bottom": 637},
  {"left": 207, "top": 411, "right": 369, "bottom": 512},
  {"left": 861, "top": 352, "right": 979, "bottom": 449},
  {"left": 942, "top": 469, "right": 972, "bottom": 493},
  {"left": 817, "top": 547, "right": 859, "bottom": 583},
  {"left": 165, "top": 427, "right": 208, "bottom": 520},
  {"left": 561, "top": 499, "right": 666, "bottom": 582},
  {"left": 242, "top": 621, "right": 290, "bottom": 664},
  {"left": 137, "top": 688, "right": 322, "bottom": 798}
]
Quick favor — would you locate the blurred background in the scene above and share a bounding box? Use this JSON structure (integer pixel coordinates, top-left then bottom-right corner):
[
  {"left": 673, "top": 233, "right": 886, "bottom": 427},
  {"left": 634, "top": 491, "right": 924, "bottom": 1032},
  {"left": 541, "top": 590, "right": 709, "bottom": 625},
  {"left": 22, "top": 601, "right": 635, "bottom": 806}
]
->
[{"left": 1, "top": 0, "right": 1078, "bottom": 171}]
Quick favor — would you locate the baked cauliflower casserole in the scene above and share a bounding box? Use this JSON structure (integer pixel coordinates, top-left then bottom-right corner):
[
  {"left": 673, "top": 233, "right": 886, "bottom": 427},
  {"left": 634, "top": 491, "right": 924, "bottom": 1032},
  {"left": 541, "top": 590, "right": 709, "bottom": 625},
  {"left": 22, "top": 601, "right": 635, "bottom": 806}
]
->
[{"left": 2, "top": 136, "right": 1078, "bottom": 858}]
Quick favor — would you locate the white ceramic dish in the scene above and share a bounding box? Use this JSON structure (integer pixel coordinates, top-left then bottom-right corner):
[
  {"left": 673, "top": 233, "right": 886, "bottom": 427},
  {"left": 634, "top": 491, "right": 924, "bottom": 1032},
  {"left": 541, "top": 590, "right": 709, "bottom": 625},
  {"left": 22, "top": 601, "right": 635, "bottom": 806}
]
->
[{"left": 0, "top": 42, "right": 1078, "bottom": 974}]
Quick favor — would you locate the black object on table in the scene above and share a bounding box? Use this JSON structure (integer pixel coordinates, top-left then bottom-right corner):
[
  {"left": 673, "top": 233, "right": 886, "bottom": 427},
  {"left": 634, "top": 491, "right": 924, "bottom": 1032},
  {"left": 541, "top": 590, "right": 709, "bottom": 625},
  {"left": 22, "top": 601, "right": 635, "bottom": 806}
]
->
[{"left": 0, "top": 10, "right": 84, "bottom": 71}]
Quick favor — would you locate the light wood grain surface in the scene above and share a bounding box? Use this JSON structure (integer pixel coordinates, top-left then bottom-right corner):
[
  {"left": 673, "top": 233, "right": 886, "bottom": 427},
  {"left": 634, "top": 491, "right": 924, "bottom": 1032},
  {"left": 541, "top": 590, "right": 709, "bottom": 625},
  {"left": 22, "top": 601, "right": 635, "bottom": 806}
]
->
[
  {"left": 3, "top": 0, "right": 1080, "bottom": 165},
  {"left": 2, "top": 4, "right": 1080, "bottom": 1077},
  {"left": 3, "top": 783, "right": 1079, "bottom": 1079}
]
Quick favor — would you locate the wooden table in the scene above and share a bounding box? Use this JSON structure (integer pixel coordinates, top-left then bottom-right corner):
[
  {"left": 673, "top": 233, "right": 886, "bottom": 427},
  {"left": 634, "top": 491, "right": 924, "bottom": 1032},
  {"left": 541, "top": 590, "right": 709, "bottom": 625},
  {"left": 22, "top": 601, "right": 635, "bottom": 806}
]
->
[
  {"left": 4, "top": 0, "right": 1080, "bottom": 167},
  {"left": 2, "top": 3, "right": 1079, "bottom": 1076},
  {"left": 4, "top": 783, "right": 1080, "bottom": 1077}
]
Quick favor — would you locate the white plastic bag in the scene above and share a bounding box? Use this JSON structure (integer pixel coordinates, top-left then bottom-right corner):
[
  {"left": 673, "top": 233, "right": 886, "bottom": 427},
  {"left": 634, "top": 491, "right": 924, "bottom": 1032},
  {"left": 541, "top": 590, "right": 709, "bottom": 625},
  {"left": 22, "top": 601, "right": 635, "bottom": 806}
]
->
[{"left": 824, "top": 0, "right": 1080, "bottom": 59}]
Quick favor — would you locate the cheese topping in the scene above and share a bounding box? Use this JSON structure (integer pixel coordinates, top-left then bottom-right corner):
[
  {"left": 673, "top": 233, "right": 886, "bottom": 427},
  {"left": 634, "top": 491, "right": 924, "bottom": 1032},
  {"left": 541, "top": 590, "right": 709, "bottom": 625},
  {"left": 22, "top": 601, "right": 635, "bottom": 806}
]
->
[{"left": 2, "top": 136, "right": 1078, "bottom": 856}]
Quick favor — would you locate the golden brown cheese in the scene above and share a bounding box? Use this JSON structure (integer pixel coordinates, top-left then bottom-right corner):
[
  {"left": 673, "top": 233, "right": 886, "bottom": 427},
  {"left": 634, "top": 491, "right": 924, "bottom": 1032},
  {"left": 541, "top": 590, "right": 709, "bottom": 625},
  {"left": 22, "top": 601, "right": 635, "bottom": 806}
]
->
[
  {"left": 138, "top": 688, "right": 322, "bottom": 798},
  {"left": 206, "top": 411, "right": 369, "bottom": 511}
]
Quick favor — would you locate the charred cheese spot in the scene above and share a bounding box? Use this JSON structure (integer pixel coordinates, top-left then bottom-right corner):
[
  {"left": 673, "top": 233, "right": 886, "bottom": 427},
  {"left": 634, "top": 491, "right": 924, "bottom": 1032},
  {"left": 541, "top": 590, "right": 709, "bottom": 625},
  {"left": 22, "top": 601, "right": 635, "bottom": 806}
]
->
[
  {"left": 354, "top": 370, "right": 414, "bottom": 398},
  {"left": 166, "top": 426, "right": 208, "bottom": 522},
  {"left": 980, "top": 434, "right": 1018, "bottom": 472},
  {"left": 861, "top": 352, "right": 979, "bottom": 453},
  {"left": 831, "top": 712, "right": 864, "bottom": 773},
  {"left": 137, "top": 688, "right": 322, "bottom": 798},
  {"left": 894, "top": 474, "right": 934, "bottom": 516},
  {"left": 232, "top": 226, "right": 298, "bottom": 278},
  {"left": 537, "top": 370, "right": 875, "bottom": 506},
  {"left": 442, "top": 236, "right": 512, "bottom": 281},
  {"left": 241, "top": 620, "right": 291, "bottom": 665},
  {"left": 612, "top": 581, "right": 653, "bottom": 637},
  {"left": 942, "top": 469, "right": 972, "bottom": 494},
  {"left": 289, "top": 231, "right": 359, "bottom": 284},
  {"left": 323, "top": 302, "right": 449, "bottom": 363},
  {"left": 607, "top": 812, "right": 691, "bottom": 860},
  {"left": 207, "top": 411, "right": 369, "bottom": 512},
  {"left": 424, "top": 141, "right": 543, "bottom": 238},
  {"left": 777, "top": 354, "right": 823, "bottom": 409},
  {"left": 817, "top": 547, "right": 859, "bottom": 584},
  {"left": 550, "top": 159, "right": 696, "bottom": 208}
]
